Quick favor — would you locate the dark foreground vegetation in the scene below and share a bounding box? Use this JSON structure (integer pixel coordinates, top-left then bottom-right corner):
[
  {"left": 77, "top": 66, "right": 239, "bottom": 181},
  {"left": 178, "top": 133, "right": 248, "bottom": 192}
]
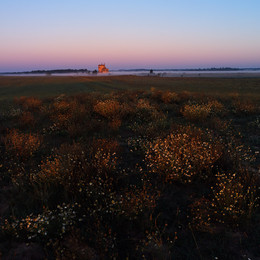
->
[{"left": 0, "top": 77, "right": 259, "bottom": 259}]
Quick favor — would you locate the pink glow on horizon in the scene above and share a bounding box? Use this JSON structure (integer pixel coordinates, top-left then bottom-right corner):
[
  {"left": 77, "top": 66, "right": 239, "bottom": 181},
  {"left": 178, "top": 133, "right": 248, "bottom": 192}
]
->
[{"left": 1, "top": 34, "right": 260, "bottom": 71}]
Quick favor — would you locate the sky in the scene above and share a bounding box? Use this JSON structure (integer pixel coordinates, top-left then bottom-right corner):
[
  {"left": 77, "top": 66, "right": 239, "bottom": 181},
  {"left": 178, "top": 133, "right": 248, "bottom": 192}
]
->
[{"left": 0, "top": 0, "right": 260, "bottom": 72}]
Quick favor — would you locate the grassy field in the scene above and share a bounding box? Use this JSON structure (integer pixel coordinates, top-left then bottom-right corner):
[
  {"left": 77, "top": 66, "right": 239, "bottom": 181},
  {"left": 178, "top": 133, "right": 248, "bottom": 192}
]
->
[
  {"left": 0, "top": 76, "right": 259, "bottom": 259},
  {"left": 1, "top": 75, "right": 260, "bottom": 100}
]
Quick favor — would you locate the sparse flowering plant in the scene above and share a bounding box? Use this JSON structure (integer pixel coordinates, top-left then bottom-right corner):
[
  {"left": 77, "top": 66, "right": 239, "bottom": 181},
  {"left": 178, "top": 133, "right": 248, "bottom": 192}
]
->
[
  {"left": 4, "top": 129, "right": 42, "bottom": 158},
  {"left": 145, "top": 127, "right": 222, "bottom": 183},
  {"left": 181, "top": 103, "right": 211, "bottom": 122}
]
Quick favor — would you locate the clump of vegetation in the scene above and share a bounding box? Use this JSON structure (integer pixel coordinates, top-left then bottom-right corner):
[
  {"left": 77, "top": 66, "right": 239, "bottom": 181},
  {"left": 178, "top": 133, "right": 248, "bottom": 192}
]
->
[
  {"left": 190, "top": 171, "right": 258, "bottom": 232},
  {"left": 181, "top": 103, "right": 212, "bottom": 122},
  {"left": 15, "top": 96, "right": 42, "bottom": 111},
  {"left": 94, "top": 99, "right": 121, "bottom": 119},
  {"left": 212, "top": 172, "right": 257, "bottom": 224},
  {"left": 0, "top": 85, "right": 259, "bottom": 259},
  {"left": 145, "top": 126, "right": 222, "bottom": 183},
  {"left": 3, "top": 129, "right": 42, "bottom": 159}
]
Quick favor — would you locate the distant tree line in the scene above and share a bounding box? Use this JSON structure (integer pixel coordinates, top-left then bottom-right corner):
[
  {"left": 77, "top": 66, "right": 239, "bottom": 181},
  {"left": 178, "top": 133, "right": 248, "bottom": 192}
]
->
[{"left": 8, "top": 69, "right": 90, "bottom": 75}]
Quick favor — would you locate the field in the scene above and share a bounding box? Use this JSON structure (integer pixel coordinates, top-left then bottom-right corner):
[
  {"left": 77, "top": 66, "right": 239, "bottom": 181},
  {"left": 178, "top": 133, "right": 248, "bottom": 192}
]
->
[
  {"left": 0, "top": 76, "right": 259, "bottom": 259},
  {"left": 1, "top": 76, "right": 260, "bottom": 100}
]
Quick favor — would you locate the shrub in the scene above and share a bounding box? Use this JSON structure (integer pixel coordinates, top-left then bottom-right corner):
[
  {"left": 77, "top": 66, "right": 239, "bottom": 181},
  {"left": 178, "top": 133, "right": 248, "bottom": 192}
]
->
[
  {"left": 121, "top": 183, "right": 159, "bottom": 218},
  {"left": 232, "top": 100, "right": 258, "bottom": 114},
  {"left": 130, "top": 99, "right": 167, "bottom": 137},
  {"left": 4, "top": 129, "right": 42, "bottom": 159},
  {"left": 49, "top": 99, "right": 89, "bottom": 133},
  {"left": 49, "top": 101, "right": 71, "bottom": 130},
  {"left": 1, "top": 203, "right": 79, "bottom": 242},
  {"left": 15, "top": 96, "right": 42, "bottom": 111},
  {"left": 145, "top": 127, "right": 222, "bottom": 183},
  {"left": 207, "top": 100, "right": 225, "bottom": 115},
  {"left": 53, "top": 100, "right": 71, "bottom": 112},
  {"left": 150, "top": 87, "right": 163, "bottom": 101},
  {"left": 191, "top": 172, "right": 259, "bottom": 230},
  {"left": 211, "top": 172, "right": 258, "bottom": 225},
  {"left": 136, "top": 99, "right": 154, "bottom": 110},
  {"left": 93, "top": 100, "right": 121, "bottom": 119},
  {"left": 36, "top": 156, "right": 64, "bottom": 185},
  {"left": 181, "top": 103, "right": 211, "bottom": 122},
  {"left": 161, "top": 91, "right": 179, "bottom": 104},
  {"left": 33, "top": 142, "right": 118, "bottom": 195},
  {"left": 208, "top": 117, "right": 230, "bottom": 132},
  {"left": 34, "top": 144, "right": 88, "bottom": 192},
  {"left": 52, "top": 113, "right": 71, "bottom": 129},
  {"left": 19, "top": 111, "right": 35, "bottom": 127},
  {"left": 190, "top": 197, "right": 213, "bottom": 232}
]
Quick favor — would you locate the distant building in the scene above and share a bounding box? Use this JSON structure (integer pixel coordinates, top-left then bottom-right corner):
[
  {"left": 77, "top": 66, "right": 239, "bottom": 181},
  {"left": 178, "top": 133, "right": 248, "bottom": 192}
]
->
[{"left": 98, "top": 64, "right": 109, "bottom": 73}]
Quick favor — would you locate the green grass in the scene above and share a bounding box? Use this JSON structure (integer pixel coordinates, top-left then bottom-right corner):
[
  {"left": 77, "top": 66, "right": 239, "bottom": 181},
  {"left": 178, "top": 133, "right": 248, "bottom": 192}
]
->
[{"left": 1, "top": 76, "right": 260, "bottom": 100}]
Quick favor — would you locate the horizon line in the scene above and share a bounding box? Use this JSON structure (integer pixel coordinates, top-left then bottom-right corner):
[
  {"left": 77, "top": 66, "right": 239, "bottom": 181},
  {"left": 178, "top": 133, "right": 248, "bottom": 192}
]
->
[{"left": 1, "top": 66, "right": 260, "bottom": 74}]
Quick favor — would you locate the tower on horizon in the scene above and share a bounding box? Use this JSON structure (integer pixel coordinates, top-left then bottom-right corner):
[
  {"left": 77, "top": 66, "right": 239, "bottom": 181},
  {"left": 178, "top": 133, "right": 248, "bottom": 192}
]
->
[{"left": 98, "top": 64, "right": 109, "bottom": 73}]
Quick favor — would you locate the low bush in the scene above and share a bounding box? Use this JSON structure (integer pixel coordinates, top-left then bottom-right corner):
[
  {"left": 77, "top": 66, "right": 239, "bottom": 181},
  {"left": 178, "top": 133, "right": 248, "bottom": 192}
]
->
[
  {"left": 3, "top": 129, "right": 42, "bottom": 159},
  {"left": 190, "top": 172, "right": 259, "bottom": 231},
  {"left": 233, "top": 100, "right": 258, "bottom": 114},
  {"left": 181, "top": 103, "right": 211, "bottom": 122},
  {"left": 94, "top": 99, "right": 121, "bottom": 120},
  {"left": 15, "top": 96, "right": 42, "bottom": 111},
  {"left": 145, "top": 127, "right": 222, "bottom": 183}
]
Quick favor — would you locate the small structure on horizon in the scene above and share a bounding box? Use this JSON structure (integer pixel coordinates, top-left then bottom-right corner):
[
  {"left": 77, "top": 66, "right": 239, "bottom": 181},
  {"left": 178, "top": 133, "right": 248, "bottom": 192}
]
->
[{"left": 98, "top": 64, "right": 109, "bottom": 73}]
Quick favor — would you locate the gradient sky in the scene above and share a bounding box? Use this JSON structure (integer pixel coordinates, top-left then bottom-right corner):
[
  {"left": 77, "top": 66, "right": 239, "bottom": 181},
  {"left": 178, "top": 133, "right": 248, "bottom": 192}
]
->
[{"left": 1, "top": 0, "right": 260, "bottom": 72}]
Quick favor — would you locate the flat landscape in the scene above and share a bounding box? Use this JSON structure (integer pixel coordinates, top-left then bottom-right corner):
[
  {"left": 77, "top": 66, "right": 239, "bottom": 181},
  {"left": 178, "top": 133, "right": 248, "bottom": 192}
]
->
[
  {"left": 1, "top": 75, "right": 260, "bottom": 100},
  {"left": 0, "top": 76, "right": 259, "bottom": 259}
]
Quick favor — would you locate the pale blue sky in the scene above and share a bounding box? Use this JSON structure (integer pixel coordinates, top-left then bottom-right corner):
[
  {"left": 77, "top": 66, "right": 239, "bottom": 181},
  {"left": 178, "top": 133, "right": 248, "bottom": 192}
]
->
[{"left": 1, "top": 0, "right": 260, "bottom": 72}]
